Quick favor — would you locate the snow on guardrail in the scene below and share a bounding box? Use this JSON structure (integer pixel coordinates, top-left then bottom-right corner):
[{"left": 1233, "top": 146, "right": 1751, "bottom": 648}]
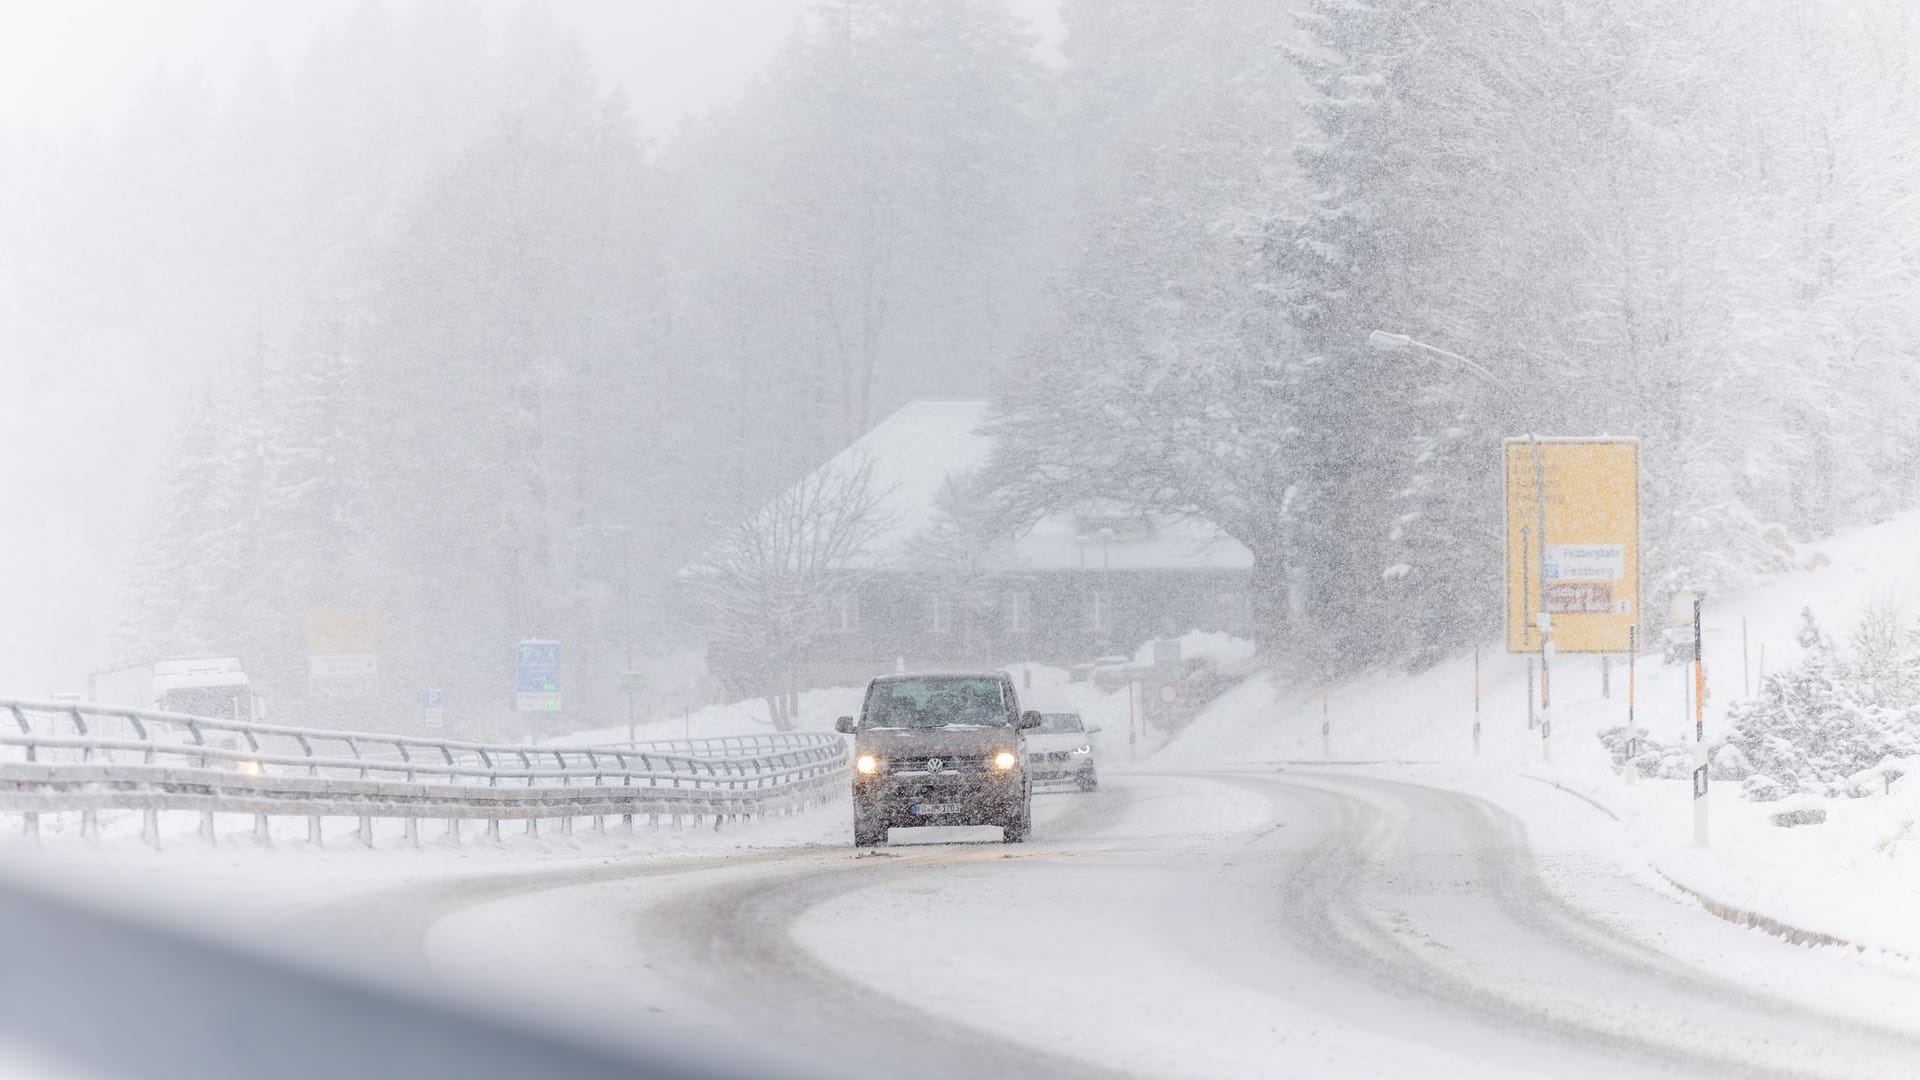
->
[{"left": 0, "top": 697, "right": 849, "bottom": 847}]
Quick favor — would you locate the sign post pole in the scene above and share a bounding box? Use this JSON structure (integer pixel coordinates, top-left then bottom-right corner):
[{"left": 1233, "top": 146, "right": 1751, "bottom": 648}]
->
[
  {"left": 1624, "top": 626, "right": 1637, "bottom": 786},
  {"left": 1526, "top": 657, "right": 1535, "bottom": 730},
  {"left": 1521, "top": 524, "right": 1534, "bottom": 730},
  {"left": 1472, "top": 646, "right": 1481, "bottom": 757},
  {"left": 1530, "top": 435, "right": 1553, "bottom": 764}
]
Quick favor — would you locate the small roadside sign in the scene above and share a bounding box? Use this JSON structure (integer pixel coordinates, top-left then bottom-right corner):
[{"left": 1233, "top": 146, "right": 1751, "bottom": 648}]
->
[
  {"left": 515, "top": 640, "right": 561, "bottom": 713},
  {"left": 1157, "top": 683, "right": 1179, "bottom": 706},
  {"left": 1152, "top": 638, "right": 1182, "bottom": 666},
  {"left": 423, "top": 689, "right": 445, "bottom": 729}
]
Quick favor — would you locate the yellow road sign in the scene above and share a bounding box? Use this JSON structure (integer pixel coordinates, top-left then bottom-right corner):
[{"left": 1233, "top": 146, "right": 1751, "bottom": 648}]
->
[{"left": 1504, "top": 438, "right": 1639, "bottom": 654}]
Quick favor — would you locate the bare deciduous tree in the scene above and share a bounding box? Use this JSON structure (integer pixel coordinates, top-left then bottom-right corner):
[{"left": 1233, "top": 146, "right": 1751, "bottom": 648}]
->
[{"left": 688, "top": 453, "right": 892, "bottom": 729}]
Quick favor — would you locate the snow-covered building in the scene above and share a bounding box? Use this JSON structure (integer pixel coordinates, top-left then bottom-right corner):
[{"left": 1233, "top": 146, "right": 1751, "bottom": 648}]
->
[{"left": 698, "top": 400, "right": 1254, "bottom": 688}]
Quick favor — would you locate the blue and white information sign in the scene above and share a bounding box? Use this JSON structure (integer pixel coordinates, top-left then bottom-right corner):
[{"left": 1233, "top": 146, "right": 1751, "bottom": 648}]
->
[
  {"left": 515, "top": 640, "right": 561, "bottom": 713},
  {"left": 423, "top": 688, "right": 445, "bottom": 729}
]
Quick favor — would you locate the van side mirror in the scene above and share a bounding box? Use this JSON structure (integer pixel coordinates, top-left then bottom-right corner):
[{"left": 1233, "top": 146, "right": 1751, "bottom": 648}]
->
[
  {"left": 1018, "top": 710, "right": 1043, "bottom": 730},
  {"left": 1087, "top": 725, "right": 1102, "bottom": 734},
  {"left": 834, "top": 716, "right": 857, "bottom": 734}
]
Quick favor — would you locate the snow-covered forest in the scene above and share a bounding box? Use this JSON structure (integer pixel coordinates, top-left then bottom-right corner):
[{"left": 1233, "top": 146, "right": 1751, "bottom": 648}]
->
[{"left": 8, "top": 0, "right": 1920, "bottom": 725}]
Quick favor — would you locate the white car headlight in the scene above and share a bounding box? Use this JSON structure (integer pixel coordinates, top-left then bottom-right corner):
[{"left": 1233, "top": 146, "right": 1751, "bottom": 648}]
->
[
  {"left": 992, "top": 750, "right": 1018, "bottom": 771},
  {"left": 1072, "top": 744, "right": 1092, "bottom": 755},
  {"left": 856, "top": 754, "right": 879, "bottom": 774}
]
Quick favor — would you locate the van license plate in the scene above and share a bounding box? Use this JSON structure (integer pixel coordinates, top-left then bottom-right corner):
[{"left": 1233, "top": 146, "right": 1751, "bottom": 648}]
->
[{"left": 911, "top": 802, "right": 961, "bottom": 816}]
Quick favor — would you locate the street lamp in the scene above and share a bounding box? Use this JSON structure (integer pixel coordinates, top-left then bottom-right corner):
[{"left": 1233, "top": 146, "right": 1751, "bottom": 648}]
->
[
  {"left": 1368, "top": 329, "right": 1556, "bottom": 755},
  {"left": 1366, "top": 331, "right": 1509, "bottom": 391}
]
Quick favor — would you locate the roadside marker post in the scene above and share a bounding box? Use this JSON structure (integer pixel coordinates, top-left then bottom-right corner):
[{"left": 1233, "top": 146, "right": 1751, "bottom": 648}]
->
[
  {"left": 1321, "top": 679, "right": 1331, "bottom": 759},
  {"left": 1693, "top": 596, "right": 1709, "bottom": 847},
  {"left": 1128, "top": 676, "right": 1138, "bottom": 763}
]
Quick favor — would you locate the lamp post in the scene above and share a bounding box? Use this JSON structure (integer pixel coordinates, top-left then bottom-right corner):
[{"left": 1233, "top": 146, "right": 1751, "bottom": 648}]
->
[
  {"left": 1098, "top": 526, "right": 1114, "bottom": 646},
  {"left": 1075, "top": 533, "right": 1092, "bottom": 655},
  {"left": 600, "top": 525, "right": 636, "bottom": 745},
  {"left": 1367, "top": 330, "right": 1554, "bottom": 758}
]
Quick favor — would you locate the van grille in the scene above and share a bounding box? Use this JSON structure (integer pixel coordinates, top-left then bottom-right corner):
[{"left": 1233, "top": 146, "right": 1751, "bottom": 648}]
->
[{"left": 889, "top": 755, "right": 986, "bottom": 774}]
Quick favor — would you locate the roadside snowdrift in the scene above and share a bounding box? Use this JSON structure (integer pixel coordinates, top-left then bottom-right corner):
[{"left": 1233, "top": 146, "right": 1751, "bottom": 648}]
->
[{"left": 1165, "top": 508, "right": 1920, "bottom": 955}]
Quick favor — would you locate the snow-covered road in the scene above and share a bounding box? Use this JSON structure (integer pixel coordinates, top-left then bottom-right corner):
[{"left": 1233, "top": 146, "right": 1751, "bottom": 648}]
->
[{"left": 313, "top": 769, "right": 1920, "bottom": 1078}]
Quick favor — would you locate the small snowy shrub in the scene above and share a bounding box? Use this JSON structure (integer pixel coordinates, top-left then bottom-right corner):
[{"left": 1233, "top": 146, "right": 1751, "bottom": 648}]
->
[{"left": 1720, "top": 608, "right": 1920, "bottom": 796}]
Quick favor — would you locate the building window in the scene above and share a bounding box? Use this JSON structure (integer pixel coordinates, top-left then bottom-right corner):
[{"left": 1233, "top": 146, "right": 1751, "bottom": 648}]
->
[
  {"left": 928, "top": 592, "right": 952, "bottom": 634},
  {"left": 1005, "top": 591, "right": 1030, "bottom": 633},
  {"left": 1087, "top": 590, "right": 1111, "bottom": 633},
  {"left": 834, "top": 592, "right": 861, "bottom": 633}
]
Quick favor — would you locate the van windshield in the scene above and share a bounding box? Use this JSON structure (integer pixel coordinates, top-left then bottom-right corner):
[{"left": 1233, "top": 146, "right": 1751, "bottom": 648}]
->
[{"left": 864, "top": 677, "right": 1010, "bottom": 729}]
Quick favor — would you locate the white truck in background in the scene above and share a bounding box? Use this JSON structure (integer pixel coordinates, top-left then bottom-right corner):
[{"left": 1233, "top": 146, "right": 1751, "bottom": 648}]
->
[
  {"left": 88, "top": 657, "right": 261, "bottom": 721},
  {"left": 83, "top": 658, "right": 265, "bottom": 772}
]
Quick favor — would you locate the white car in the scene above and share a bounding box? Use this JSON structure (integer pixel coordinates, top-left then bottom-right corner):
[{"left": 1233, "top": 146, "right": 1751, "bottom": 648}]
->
[{"left": 1025, "top": 711, "right": 1099, "bottom": 791}]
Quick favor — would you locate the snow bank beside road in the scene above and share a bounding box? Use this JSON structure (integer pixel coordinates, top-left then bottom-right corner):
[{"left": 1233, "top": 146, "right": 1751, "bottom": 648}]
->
[{"left": 1164, "top": 508, "right": 1920, "bottom": 955}]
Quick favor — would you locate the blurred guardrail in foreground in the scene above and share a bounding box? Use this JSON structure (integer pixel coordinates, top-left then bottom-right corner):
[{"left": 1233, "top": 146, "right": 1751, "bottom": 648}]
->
[{"left": 0, "top": 697, "right": 848, "bottom": 846}]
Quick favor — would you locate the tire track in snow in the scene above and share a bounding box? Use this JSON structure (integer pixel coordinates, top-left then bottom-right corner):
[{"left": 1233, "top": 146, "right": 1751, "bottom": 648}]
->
[{"left": 1212, "top": 770, "right": 1920, "bottom": 1079}]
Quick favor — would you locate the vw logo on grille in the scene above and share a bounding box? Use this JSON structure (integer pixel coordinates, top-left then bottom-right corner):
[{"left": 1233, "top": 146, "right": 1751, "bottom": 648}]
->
[{"left": 927, "top": 757, "right": 944, "bottom": 770}]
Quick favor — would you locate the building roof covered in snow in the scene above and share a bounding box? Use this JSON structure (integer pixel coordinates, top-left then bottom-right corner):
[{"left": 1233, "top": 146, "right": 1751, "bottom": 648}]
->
[{"left": 780, "top": 400, "right": 1253, "bottom": 573}]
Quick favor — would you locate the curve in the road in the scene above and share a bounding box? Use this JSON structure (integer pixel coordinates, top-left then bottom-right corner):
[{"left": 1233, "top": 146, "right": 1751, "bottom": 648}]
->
[{"left": 320, "top": 767, "right": 1920, "bottom": 1080}]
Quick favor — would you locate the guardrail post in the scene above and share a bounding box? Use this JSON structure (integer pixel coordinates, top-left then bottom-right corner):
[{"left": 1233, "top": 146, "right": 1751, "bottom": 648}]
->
[
  {"left": 309, "top": 815, "right": 323, "bottom": 848},
  {"left": 81, "top": 809, "right": 99, "bottom": 843},
  {"left": 487, "top": 817, "right": 501, "bottom": 843},
  {"left": 254, "top": 813, "right": 270, "bottom": 847},
  {"left": 405, "top": 817, "right": 419, "bottom": 848},
  {"left": 22, "top": 811, "right": 39, "bottom": 844},
  {"left": 142, "top": 808, "right": 160, "bottom": 849},
  {"left": 199, "top": 810, "right": 215, "bottom": 846},
  {"left": 357, "top": 815, "right": 374, "bottom": 848},
  {"left": 447, "top": 818, "right": 461, "bottom": 845}
]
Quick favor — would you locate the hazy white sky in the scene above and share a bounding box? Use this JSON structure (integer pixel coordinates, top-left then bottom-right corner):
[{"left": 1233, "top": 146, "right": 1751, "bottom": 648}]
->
[{"left": 0, "top": 0, "right": 1065, "bottom": 138}]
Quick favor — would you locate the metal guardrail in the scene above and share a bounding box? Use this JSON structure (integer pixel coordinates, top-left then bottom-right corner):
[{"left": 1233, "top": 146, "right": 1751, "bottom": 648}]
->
[{"left": 0, "top": 698, "right": 849, "bottom": 846}]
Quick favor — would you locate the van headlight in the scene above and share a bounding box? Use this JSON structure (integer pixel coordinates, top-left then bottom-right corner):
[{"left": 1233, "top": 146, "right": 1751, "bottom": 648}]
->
[
  {"left": 992, "top": 750, "right": 1018, "bottom": 771},
  {"left": 856, "top": 754, "right": 879, "bottom": 775},
  {"left": 1072, "top": 744, "right": 1092, "bottom": 755}
]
